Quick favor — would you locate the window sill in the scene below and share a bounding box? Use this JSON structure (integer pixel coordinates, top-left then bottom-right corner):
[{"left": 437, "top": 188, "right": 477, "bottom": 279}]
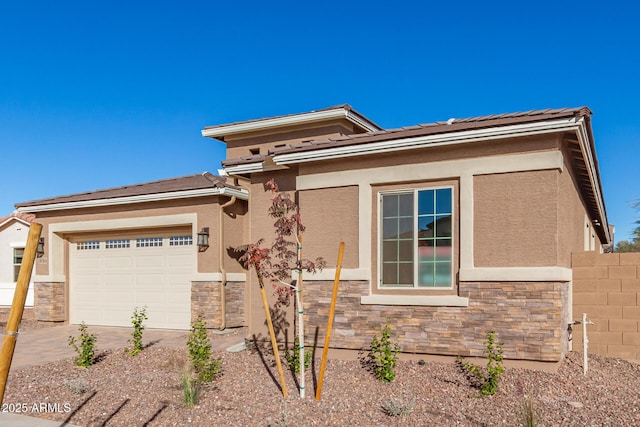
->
[{"left": 360, "top": 294, "right": 469, "bottom": 307}]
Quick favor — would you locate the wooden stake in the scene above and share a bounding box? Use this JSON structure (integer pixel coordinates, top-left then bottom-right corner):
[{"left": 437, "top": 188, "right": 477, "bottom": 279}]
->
[
  {"left": 257, "top": 273, "right": 288, "bottom": 398},
  {"left": 0, "top": 222, "right": 42, "bottom": 403},
  {"left": 315, "top": 242, "right": 344, "bottom": 401}
]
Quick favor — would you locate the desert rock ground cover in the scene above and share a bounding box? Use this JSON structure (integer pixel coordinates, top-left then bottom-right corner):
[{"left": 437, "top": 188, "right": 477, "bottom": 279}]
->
[{"left": 2, "top": 310, "right": 640, "bottom": 426}]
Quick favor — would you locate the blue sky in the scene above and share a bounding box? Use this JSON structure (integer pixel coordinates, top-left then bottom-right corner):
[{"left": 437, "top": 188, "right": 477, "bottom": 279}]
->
[{"left": 1, "top": 1, "right": 638, "bottom": 242}]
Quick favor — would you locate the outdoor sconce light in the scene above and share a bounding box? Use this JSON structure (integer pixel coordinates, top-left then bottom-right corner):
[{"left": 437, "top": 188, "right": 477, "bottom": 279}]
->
[
  {"left": 197, "top": 227, "right": 209, "bottom": 251},
  {"left": 36, "top": 237, "right": 45, "bottom": 258}
]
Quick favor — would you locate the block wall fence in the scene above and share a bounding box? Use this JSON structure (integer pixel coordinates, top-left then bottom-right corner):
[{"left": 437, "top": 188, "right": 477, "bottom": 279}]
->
[{"left": 572, "top": 251, "right": 640, "bottom": 362}]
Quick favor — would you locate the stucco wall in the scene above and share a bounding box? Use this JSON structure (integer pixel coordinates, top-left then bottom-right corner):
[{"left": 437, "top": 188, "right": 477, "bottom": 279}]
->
[
  {"left": 557, "top": 148, "right": 593, "bottom": 266},
  {"left": 298, "top": 186, "right": 359, "bottom": 269},
  {"left": 32, "top": 197, "right": 246, "bottom": 277},
  {"left": 226, "top": 122, "right": 356, "bottom": 160},
  {"left": 474, "top": 170, "right": 558, "bottom": 267},
  {"left": 0, "top": 219, "right": 35, "bottom": 306}
]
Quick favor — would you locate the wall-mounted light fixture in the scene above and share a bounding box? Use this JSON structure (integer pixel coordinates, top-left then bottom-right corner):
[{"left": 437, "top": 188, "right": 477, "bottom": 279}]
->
[
  {"left": 36, "top": 237, "right": 45, "bottom": 258},
  {"left": 197, "top": 227, "right": 210, "bottom": 252}
]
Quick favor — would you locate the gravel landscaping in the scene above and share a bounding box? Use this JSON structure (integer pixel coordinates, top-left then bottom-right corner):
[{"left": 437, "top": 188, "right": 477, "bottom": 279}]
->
[{"left": 2, "top": 311, "right": 640, "bottom": 426}]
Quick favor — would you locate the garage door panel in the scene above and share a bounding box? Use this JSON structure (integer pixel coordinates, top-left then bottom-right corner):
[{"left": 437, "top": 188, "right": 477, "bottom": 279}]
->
[
  {"left": 105, "top": 256, "right": 133, "bottom": 269},
  {"left": 135, "top": 255, "right": 166, "bottom": 268},
  {"left": 70, "top": 234, "right": 194, "bottom": 329}
]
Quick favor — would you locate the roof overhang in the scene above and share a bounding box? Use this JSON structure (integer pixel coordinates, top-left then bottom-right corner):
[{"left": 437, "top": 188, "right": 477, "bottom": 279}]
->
[
  {"left": 266, "top": 115, "right": 610, "bottom": 244},
  {"left": 16, "top": 187, "right": 249, "bottom": 213},
  {"left": 0, "top": 216, "right": 31, "bottom": 228},
  {"left": 272, "top": 117, "right": 583, "bottom": 164},
  {"left": 201, "top": 107, "right": 381, "bottom": 140}
]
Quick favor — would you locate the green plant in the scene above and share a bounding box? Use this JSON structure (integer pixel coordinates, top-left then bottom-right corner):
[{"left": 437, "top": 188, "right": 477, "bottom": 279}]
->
[
  {"left": 63, "top": 378, "right": 90, "bottom": 394},
  {"left": 457, "top": 330, "right": 504, "bottom": 396},
  {"left": 68, "top": 322, "right": 97, "bottom": 367},
  {"left": 382, "top": 391, "right": 416, "bottom": 417},
  {"left": 187, "top": 315, "right": 222, "bottom": 383},
  {"left": 284, "top": 335, "right": 312, "bottom": 374},
  {"left": 181, "top": 370, "right": 201, "bottom": 407},
  {"left": 369, "top": 324, "right": 401, "bottom": 382},
  {"left": 126, "top": 306, "right": 147, "bottom": 356},
  {"left": 517, "top": 396, "right": 540, "bottom": 427}
]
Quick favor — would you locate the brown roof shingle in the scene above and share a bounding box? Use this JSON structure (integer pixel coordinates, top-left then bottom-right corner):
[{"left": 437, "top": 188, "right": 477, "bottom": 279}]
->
[{"left": 15, "top": 172, "right": 234, "bottom": 208}]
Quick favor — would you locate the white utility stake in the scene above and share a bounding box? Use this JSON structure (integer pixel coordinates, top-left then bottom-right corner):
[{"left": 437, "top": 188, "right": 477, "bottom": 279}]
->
[{"left": 573, "top": 313, "right": 594, "bottom": 375}]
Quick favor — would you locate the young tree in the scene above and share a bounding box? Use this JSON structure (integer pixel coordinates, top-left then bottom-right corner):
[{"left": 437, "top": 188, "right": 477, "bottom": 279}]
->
[{"left": 239, "top": 179, "right": 325, "bottom": 398}]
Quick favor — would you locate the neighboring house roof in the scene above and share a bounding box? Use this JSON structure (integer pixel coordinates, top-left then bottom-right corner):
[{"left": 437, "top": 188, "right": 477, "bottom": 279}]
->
[
  {"left": 202, "top": 104, "right": 382, "bottom": 141},
  {"left": 0, "top": 212, "right": 36, "bottom": 228},
  {"left": 15, "top": 172, "right": 248, "bottom": 213}
]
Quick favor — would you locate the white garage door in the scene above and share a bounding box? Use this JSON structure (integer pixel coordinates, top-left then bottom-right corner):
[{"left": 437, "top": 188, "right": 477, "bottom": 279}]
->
[{"left": 69, "top": 232, "right": 195, "bottom": 330}]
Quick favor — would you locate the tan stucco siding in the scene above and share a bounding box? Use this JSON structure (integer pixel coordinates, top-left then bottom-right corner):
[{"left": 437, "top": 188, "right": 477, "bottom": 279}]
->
[
  {"left": 474, "top": 170, "right": 558, "bottom": 267},
  {"left": 226, "top": 122, "right": 356, "bottom": 159},
  {"left": 32, "top": 197, "right": 246, "bottom": 276},
  {"left": 298, "top": 186, "right": 359, "bottom": 269},
  {"left": 557, "top": 151, "right": 592, "bottom": 266}
]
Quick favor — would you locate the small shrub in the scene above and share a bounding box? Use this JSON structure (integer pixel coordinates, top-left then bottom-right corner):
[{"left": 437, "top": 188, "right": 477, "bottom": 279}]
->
[
  {"left": 126, "top": 306, "right": 147, "bottom": 356},
  {"left": 187, "top": 315, "right": 222, "bottom": 383},
  {"left": 63, "top": 378, "right": 90, "bottom": 394},
  {"left": 370, "top": 323, "right": 401, "bottom": 382},
  {"left": 268, "top": 403, "right": 289, "bottom": 427},
  {"left": 518, "top": 396, "right": 540, "bottom": 427},
  {"left": 181, "top": 370, "right": 201, "bottom": 407},
  {"left": 68, "top": 322, "right": 97, "bottom": 367},
  {"left": 284, "top": 335, "right": 312, "bottom": 374},
  {"left": 382, "top": 392, "right": 416, "bottom": 417},
  {"left": 457, "top": 330, "right": 504, "bottom": 396}
]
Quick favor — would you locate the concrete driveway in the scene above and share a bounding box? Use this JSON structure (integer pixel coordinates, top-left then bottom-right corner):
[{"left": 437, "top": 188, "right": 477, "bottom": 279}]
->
[{"left": 10, "top": 323, "right": 246, "bottom": 369}]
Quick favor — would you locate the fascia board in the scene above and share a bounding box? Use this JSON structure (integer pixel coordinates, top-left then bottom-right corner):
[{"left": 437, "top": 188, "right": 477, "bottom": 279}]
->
[
  {"left": 223, "top": 162, "right": 265, "bottom": 175},
  {"left": 574, "top": 119, "right": 611, "bottom": 242},
  {"left": 17, "top": 187, "right": 249, "bottom": 213},
  {"left": 201, "top": 108, "right": 379, "bottom": 138},
  {"left": 273, "top": 118, "right": 581, "bottom": 165},
  {"left": 0, "top": 217, "right": 31, "bottom": 228}
]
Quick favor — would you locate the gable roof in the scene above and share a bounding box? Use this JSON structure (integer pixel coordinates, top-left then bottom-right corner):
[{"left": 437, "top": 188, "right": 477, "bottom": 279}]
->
[
  {"left": 202, "top": 104, "right": 382, "bottom": 141},
  {"left": 15, "top": 172, "right": 248, "bottom": 213},
  {"left": 0, "top": 212, "right": 36, "bottom": 228}
]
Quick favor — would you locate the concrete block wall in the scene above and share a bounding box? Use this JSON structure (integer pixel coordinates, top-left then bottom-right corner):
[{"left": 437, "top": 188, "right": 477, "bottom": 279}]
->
[
  {"left": 304, "top": 280, "right": 569, "bottom": 362},
  {"left": 572, "top": 252, "right": 640, "bottom": 362}
]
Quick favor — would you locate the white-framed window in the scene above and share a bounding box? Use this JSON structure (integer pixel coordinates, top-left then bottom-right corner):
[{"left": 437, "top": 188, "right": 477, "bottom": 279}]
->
[
  {"left": 13, "top": 248, "right": 24, "bottom": 282},
  {"left": 169, "top": 235, "right": 193, "bottom": 246},
  {"left": 136, "top": 237, "right": 163, "bottom": 248},
  {"left": 105, "top": 239, "right": 131, "bottom": 249},
  {"left": 77, "top": 241, "right": 100, "bottom": 250},
  {"left": 379, "top": 186, "right": 454, "bottom": 288}
]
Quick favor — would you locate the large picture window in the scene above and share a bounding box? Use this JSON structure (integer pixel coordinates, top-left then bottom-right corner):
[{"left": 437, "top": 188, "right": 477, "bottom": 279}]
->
[{"left": 380, "top": 187, "right": 453, "bottom": 288}]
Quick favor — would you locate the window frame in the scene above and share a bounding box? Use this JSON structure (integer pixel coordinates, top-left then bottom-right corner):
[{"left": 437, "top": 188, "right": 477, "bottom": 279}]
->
[
  {"left": 13, "top": 247, "right": 24, "bottom": 282},
  {"left": 374, "top": 181, "right": 458, "bottom": 294}
]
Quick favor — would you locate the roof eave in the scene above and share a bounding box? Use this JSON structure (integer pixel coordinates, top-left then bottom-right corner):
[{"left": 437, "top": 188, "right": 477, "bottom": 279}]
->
[
  {"left": 201, "top": 107, "right": 381, "bottom": 140},
  {"left": 272, "top": 117, "right": 583, "bottom": 164},
  {"left": 16, "top": 187, "right": 249, "bottom": 213},
  {"left": 269, "top": 115, "right": 610, "bottom": 244}
]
